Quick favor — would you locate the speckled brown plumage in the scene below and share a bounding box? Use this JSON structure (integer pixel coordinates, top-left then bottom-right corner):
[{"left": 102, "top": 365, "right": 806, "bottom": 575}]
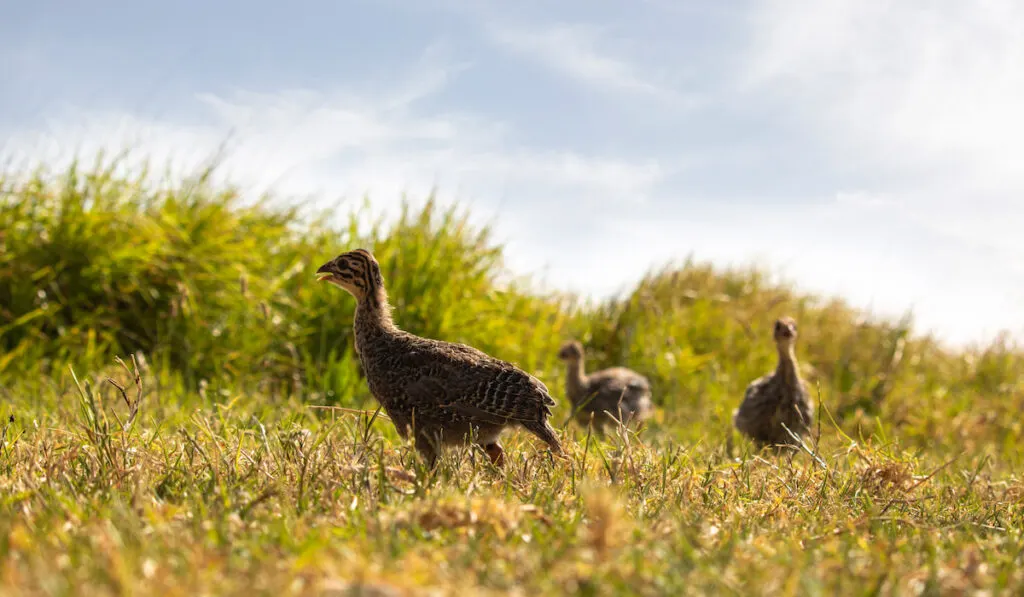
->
[
  {"left": 556, "top": 340, "right": 654, "bottom": 432},
  {"left": 316, "top": 248, "right": 564, "bottom": 468},
  {"left": 733, "top": 317, "right": 814, "bottom": 448}
]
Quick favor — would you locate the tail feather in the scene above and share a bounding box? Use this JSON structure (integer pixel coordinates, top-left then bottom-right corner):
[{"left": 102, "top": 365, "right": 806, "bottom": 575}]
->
[{"left": 524, "top": 419, "right": 564, "bottom": 456}]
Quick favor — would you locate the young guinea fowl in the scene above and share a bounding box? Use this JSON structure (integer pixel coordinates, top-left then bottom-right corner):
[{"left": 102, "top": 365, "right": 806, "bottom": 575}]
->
[
  {"left": 316, "top": 248, "right": 564, "bottom": 468},
  {"left": 733, "top": 317, "right": 815, "bottom": 448},
  {"left": 556, "top": 340, "right": 654, "bottom": 431}
]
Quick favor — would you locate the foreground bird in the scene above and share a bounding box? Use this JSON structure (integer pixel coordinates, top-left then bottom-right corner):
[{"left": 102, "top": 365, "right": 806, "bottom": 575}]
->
[
  {"left": 316, "top": 249, "right": 564, "bottom": 468},
  {"left": 556, "top": 340, "right": 654, "bottom": 432},
  {"left": 733, "top": 317, "right": 814, "bottom": 448}
]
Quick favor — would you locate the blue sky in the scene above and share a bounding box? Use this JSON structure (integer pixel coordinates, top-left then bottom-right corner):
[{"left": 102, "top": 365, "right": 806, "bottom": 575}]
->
[{"left": 3, "top": 0, "right": 1023, "bottom": 346}]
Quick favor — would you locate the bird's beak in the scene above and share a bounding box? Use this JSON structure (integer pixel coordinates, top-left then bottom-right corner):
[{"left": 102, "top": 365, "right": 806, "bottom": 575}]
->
[{"left": 315, "top": 261, "right": 336, "bottom": 282}]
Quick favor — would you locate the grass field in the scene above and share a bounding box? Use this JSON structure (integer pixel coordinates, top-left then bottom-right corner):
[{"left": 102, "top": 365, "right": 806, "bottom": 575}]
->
[{"left": 1, "top": 160, "right": 1022, "bottom": 595}]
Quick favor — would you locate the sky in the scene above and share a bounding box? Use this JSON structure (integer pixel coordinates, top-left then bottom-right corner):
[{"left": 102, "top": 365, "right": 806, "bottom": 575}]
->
[{"left": 2, "top": 0, "right": 1023, "bottom": 347}]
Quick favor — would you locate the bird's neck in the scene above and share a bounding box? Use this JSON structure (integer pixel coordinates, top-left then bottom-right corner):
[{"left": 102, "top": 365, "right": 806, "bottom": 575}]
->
[
  {"left": 775, "top": 344, "right": 800, "bottom": 387},
  {"left": 353, "top": 286, "right": 396, "bottom": 349},
  {"left": 565, "top": 358, "right": 587, "bottom": 401}
]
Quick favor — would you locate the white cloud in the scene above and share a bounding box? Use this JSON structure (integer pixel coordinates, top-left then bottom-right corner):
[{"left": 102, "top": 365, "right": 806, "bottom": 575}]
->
[
  {"left": 3, "top": 62, "right": 664, "bottom": 197},
  {"left": 0, "top": 59, "right": 671, "bottom": 284},
  {"left": 485, "top": 22, "right": 697, "bottom": 106},
  {"left": 745, "top": 0, "right": 1024, "bottom": 191},
  {"left": 520, "top": 190, "right": 1024, "bottom": 347},
  {"left": 738, "top": 0, "right": 1024, "bottom": 345}
]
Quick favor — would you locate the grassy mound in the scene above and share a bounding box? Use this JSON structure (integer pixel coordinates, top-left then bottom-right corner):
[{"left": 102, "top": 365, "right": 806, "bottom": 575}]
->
[{"left": 1, "top": 160, "right": 1022, "bottom": 594}]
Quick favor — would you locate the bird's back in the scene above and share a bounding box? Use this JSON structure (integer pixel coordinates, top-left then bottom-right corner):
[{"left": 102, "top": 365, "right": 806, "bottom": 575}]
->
[{"left": 576, "top": 366, "right": 653, "bottom": 423}]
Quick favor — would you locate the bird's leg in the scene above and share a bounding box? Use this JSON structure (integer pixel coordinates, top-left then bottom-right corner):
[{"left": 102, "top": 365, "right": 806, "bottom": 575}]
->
[
  {"left": 417, "top": 447, "right": 438, "bottom": 470},
  {"left": 483, "top": 442, "right": 505, "bottom": 467},
  {"left": 415, "top": 434, "right": 440, "bottom": 471}
]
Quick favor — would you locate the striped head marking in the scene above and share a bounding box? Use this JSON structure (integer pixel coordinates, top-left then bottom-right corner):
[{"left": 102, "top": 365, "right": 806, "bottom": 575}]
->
[{"left": 316, "top": 248, "right": 384, "bottom": 299}]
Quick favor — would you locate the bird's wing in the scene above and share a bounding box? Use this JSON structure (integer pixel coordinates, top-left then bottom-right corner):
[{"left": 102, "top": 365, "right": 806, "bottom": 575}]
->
[
  {"left": 626, "top": 375, "right": 651, "bottom": 393},
  {"left": 398, "top": 341, "right": 554, "bottom": 424},
  {"left": 403, "top": 375, "right": 448, "bottom": 405},
  {"left": 445, "top": 363, "right": 555, "bottom": 423},
  {"left": 734, "top": 373, "right": 777, "bottom": 435},
  {"left": 742, "top": 374, "right": 772, "bottom": 403}
]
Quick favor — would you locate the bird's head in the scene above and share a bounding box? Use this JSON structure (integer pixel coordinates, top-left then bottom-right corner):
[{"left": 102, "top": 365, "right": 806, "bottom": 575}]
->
[
  {"left": 557, "top": 340, "right": 584, "bottom": 362},
  {"left": 773, "top": 317, "right": 798, "bottom": 348},
  {"left": 315, "top": 248, "right": 384, "bottom": 301}
]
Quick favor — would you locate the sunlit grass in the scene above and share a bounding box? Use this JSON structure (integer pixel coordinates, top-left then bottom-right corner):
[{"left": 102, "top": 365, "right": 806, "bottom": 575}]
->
[{"left": 1, "top": 159, "right": 1022, "bottom": 595}]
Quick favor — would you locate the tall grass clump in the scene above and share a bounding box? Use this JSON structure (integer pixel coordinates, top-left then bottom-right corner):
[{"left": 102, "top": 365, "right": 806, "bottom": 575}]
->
[{"left": 0, "top": 160, "right": 573, "bottom": 403}]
